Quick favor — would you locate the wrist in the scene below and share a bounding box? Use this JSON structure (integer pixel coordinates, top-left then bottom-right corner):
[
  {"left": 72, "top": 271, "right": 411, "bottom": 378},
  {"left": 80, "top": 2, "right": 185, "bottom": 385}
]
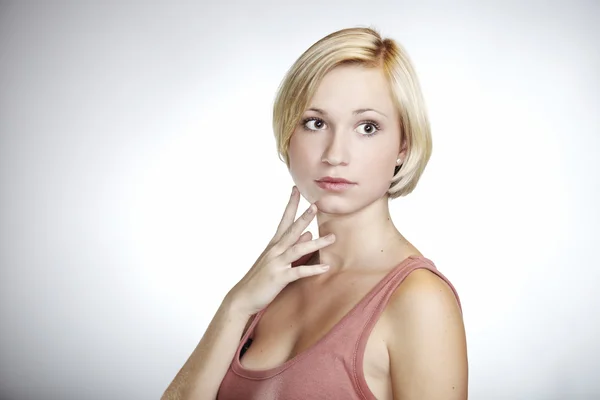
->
[{"left": 223, "top": 290, "right": 252, "bottom": 319}]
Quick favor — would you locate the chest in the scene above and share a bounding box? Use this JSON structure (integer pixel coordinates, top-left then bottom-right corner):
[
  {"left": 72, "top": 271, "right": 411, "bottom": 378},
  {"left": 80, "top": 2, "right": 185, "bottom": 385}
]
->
[{"left": 239, "top": 273, "right": 395, "bottom": 399}]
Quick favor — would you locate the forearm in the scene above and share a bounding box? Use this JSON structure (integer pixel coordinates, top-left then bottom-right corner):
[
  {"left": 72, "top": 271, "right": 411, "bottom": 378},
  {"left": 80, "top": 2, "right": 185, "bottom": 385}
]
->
[{"left": 161, "top": 294, "right": 250, "bottom": 400}]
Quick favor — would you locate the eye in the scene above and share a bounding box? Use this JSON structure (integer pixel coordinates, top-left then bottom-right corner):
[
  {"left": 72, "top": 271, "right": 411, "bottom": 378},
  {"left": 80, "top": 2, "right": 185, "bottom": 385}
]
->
[
  {"left": 356, "top": 121, "right": 380, "bottom": 137},
  {"left": 302, "top": 117, "right": 327, "bottom": 131}
]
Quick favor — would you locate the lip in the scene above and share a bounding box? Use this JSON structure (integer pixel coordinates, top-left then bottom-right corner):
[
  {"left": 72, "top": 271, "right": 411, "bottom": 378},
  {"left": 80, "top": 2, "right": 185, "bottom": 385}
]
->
[
  {"left": 316, "top": 176, "right": 355, "bottom": 184},
  {"left": 315, "top": 177, "right": 356, "bottom": 192}
]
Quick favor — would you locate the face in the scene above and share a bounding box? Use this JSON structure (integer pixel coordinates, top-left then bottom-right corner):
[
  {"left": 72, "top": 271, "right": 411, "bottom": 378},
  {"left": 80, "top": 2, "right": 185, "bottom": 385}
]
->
[{"left": 288, "top": 64, "right": 404, "bottom": 214}]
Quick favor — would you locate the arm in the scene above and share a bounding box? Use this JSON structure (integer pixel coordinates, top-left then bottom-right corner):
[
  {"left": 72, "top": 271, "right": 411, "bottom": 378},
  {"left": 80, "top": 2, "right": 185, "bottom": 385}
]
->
[
  {"left": 161, "top": 188, "right": 333, "bottom": 399},
  {"left": 161, "top": 294, "right": 254, "bottom": 400},
  {"left": 386, "top": 269, "right": 468, "bottom": 400}
]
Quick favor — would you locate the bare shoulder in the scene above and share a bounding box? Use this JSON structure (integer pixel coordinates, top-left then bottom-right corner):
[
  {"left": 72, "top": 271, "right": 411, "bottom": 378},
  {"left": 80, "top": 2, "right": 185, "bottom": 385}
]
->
[
  {"left": 383, "top": 267, "right": 468, "bottom": 399},
  {"left": 388, "top": 267, "right": 461, "bottom": 313},
  {"left": 383, "top": 267, "right": 464, "bottom": 347}
]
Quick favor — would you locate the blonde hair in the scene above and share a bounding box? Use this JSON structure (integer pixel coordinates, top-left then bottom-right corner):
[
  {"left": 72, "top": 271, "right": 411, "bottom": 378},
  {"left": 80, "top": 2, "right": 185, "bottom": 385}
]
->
[{"left": 272, "top": 27, "right": 432, "bottom": 198}]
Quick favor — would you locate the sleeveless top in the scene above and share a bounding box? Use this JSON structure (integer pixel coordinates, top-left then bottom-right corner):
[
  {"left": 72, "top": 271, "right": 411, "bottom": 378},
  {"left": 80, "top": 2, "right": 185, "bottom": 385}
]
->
[{"left": 217, "top": 255, "right": 462, "bottom": 400}]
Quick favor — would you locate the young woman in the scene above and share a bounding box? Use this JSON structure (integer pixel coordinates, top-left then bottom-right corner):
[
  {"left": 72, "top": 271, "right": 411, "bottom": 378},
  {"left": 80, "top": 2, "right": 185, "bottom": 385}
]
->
[{"left": 162, "top": 27, "right": 468, "bottom": 400}]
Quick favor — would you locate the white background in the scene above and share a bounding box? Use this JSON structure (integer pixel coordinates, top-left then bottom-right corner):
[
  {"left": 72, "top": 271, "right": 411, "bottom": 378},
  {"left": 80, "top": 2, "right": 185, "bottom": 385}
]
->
[{"left": 1, "top": 1, "right": 598, "bottom": 399}]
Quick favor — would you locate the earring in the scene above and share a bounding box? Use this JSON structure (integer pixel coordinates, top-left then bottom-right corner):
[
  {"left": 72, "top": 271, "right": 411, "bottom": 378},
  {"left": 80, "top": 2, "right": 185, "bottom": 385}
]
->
[{"left": 394, "top": 158, "right": 403, "bottom": 175}]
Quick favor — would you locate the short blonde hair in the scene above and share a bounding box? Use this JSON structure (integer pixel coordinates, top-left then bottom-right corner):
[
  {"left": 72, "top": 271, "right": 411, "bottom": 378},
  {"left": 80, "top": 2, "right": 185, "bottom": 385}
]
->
[{"left": 273, "top": 27, "right": 432, "bottom": 198}]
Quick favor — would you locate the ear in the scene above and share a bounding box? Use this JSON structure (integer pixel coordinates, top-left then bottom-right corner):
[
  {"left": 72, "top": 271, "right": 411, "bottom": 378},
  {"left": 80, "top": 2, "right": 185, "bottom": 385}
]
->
[{"left": 398, "top": 134, "right": 409, "bottom": 161}]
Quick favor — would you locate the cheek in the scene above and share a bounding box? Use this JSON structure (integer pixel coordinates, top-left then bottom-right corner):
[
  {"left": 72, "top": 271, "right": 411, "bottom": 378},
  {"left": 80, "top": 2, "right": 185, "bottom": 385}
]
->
[
  {"left": 288, "top": 133, "right": 316, "bottom": 176},
  {"left": 363, "top": 157, "right": 394, "bottom": 184},
  {"left": 365, "top": 141, "right": 396, "bottom": 169},
  {"left": 357, "top": 147, "right": 397, "bottom": 189},
  {"left": 290, "top": 128, "right": 321, "bottom": 154}
]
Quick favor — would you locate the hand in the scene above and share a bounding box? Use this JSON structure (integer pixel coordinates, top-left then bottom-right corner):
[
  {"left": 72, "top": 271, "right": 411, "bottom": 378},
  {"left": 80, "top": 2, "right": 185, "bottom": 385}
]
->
[{"left": 227, "top": 186, "right": 335, "bottom": 317}]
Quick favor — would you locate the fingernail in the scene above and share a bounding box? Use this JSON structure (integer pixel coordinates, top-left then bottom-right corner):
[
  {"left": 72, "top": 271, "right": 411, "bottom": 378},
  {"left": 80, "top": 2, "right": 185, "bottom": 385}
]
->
[
  {"left": 291, "top": 186, "right": 297, "bottom": 195},
  {"left": 307, "top": 204, "right": 315, "bottom": 214}
]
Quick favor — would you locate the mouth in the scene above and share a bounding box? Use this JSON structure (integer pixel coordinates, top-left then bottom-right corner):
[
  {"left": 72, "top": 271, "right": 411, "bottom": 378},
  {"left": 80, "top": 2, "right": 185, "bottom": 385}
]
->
[
  {"left": 316, "top": 176, "right": 355, "bottom": 184},
  {"left": 315, "top": 177, "right": 356, "bottom": 192}
]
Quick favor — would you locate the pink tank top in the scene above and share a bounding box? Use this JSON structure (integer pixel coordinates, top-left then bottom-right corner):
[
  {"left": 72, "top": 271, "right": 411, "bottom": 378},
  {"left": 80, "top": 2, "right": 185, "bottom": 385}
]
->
[{"left": 217, "top": 255, "right": 462, "bottom": 399}]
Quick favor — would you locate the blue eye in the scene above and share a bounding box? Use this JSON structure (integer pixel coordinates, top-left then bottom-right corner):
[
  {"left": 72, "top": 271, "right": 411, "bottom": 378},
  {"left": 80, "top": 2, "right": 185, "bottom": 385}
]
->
[
  {"left": 302, "top": 117, "right": 326, "bottom": 131},
  {"left": 356, "top": 121, "right": 380, "bottom": 137}
]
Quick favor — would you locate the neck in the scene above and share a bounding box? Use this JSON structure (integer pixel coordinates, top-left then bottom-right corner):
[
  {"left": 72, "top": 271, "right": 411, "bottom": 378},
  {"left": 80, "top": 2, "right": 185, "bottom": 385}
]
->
[{"left": 314, "top": 195, "right": 409, "bottom": 272}]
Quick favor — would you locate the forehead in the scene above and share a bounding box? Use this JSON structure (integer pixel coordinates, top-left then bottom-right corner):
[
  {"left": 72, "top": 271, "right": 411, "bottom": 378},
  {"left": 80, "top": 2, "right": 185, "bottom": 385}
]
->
[{"left": 308, "top": 64, "right": 396, "bottom": 115}]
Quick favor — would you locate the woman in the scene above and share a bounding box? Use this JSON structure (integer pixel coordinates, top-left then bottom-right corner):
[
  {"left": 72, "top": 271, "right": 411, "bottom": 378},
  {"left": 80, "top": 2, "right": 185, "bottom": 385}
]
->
[{"left": 162, "top": 27, "right": 468, "bottom": 400}]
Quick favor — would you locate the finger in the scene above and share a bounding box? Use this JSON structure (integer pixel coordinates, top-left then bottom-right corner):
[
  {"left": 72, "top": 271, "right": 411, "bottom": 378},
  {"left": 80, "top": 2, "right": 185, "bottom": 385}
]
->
[
  {"left": 294, "top": 231, "right": 313, "bottom": 245},
  {"left": 285, "top": 264, "right": 330, "bottom": 282},
  {"left": 289, "top": 232, "right": 313, "bottom": 267},
  {"left": 272, "top": 186, "right": 301, "bottom": 243},
  {"left": 279, "top": 233, "right": 335, "bottom": 266},
  {"left": 292, "top": 250, "right": 318, "bottom": 268},
  {"left": 275, "top": 203, "right": 317, "bottom": 252},
  {"left": 291, "top": 231, "right": 315, "bottom": 267}
]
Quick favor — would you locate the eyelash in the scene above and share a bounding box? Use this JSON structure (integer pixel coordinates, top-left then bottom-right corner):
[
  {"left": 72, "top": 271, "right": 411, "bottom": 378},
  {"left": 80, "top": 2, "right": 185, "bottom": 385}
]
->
[{"left": 301, "top": 117, "right": 381, "bottom": 137}]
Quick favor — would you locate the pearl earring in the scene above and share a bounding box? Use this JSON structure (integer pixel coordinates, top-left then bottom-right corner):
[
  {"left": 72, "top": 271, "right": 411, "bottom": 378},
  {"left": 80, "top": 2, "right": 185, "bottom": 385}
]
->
[{"left": 396, "top": 158, "right": 402, "bottom": 165}]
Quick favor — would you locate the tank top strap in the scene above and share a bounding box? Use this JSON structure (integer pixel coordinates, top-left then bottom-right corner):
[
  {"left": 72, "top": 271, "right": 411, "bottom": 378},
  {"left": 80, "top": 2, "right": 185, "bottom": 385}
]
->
[
  {"left": 357, "top": 256, "right": 461, "bottom": 341},
  {"left": 350, "top": 257, "right": 462, "bottom": 392},
  {"left": 360, "top": 256, "right": 461, "bottom": 321},
  {"left": 323, "top": 255, "right": 437, "bottom": 345}
]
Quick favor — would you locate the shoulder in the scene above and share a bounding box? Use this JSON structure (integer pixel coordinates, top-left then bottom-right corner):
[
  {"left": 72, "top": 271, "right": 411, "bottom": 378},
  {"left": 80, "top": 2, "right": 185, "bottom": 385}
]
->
[
  {"left": 388, "top": 266, "right": 461, "bottom": 316},
  {"left": 383, "top": 266, "right": 468, "bottom": 399},
  {"left": 383, "top": 266, "right": 463, "bottom": 347}
]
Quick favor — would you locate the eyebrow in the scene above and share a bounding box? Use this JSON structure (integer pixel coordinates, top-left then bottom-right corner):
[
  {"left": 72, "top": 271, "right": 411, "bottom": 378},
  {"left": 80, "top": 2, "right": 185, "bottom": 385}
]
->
[{"left": 307, "top": 107, "right": 388, "bottom": 119}]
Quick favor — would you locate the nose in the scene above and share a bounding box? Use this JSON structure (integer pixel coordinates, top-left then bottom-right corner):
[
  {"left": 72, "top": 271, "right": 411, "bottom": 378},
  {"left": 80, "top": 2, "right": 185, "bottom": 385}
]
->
[{"left": 320, "top": 129, "right": 349, "bottom": 167}]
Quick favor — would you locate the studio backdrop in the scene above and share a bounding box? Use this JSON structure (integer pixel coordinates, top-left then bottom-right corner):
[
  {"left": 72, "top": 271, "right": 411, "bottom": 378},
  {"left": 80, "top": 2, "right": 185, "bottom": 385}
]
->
[{"left": 0, "top": 1, "right": 598, "bottom": 399}]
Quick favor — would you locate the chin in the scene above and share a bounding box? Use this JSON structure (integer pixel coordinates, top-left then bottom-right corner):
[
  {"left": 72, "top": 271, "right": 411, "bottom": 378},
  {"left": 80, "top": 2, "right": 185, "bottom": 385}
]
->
[
  {"left": 313, "top": 195, "right": 364, "bottom": 215},
  {"left": 312, "top": 188, "right": 388, "bottom": 215},
  {"left": 314, "top": 200, "right": 348, "bottom": 215}
]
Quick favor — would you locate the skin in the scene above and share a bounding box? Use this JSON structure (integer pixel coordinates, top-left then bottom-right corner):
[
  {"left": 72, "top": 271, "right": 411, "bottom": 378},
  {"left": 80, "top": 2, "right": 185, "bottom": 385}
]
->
[
  {"left": 162, "top": 63, "right": 467, "bottom": 400},
  {"left": 288, "top": 63, "right": 409, "bottom": 273},
  {"left": 282, "top": 63, "right": 468, "bottom": 399}
]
